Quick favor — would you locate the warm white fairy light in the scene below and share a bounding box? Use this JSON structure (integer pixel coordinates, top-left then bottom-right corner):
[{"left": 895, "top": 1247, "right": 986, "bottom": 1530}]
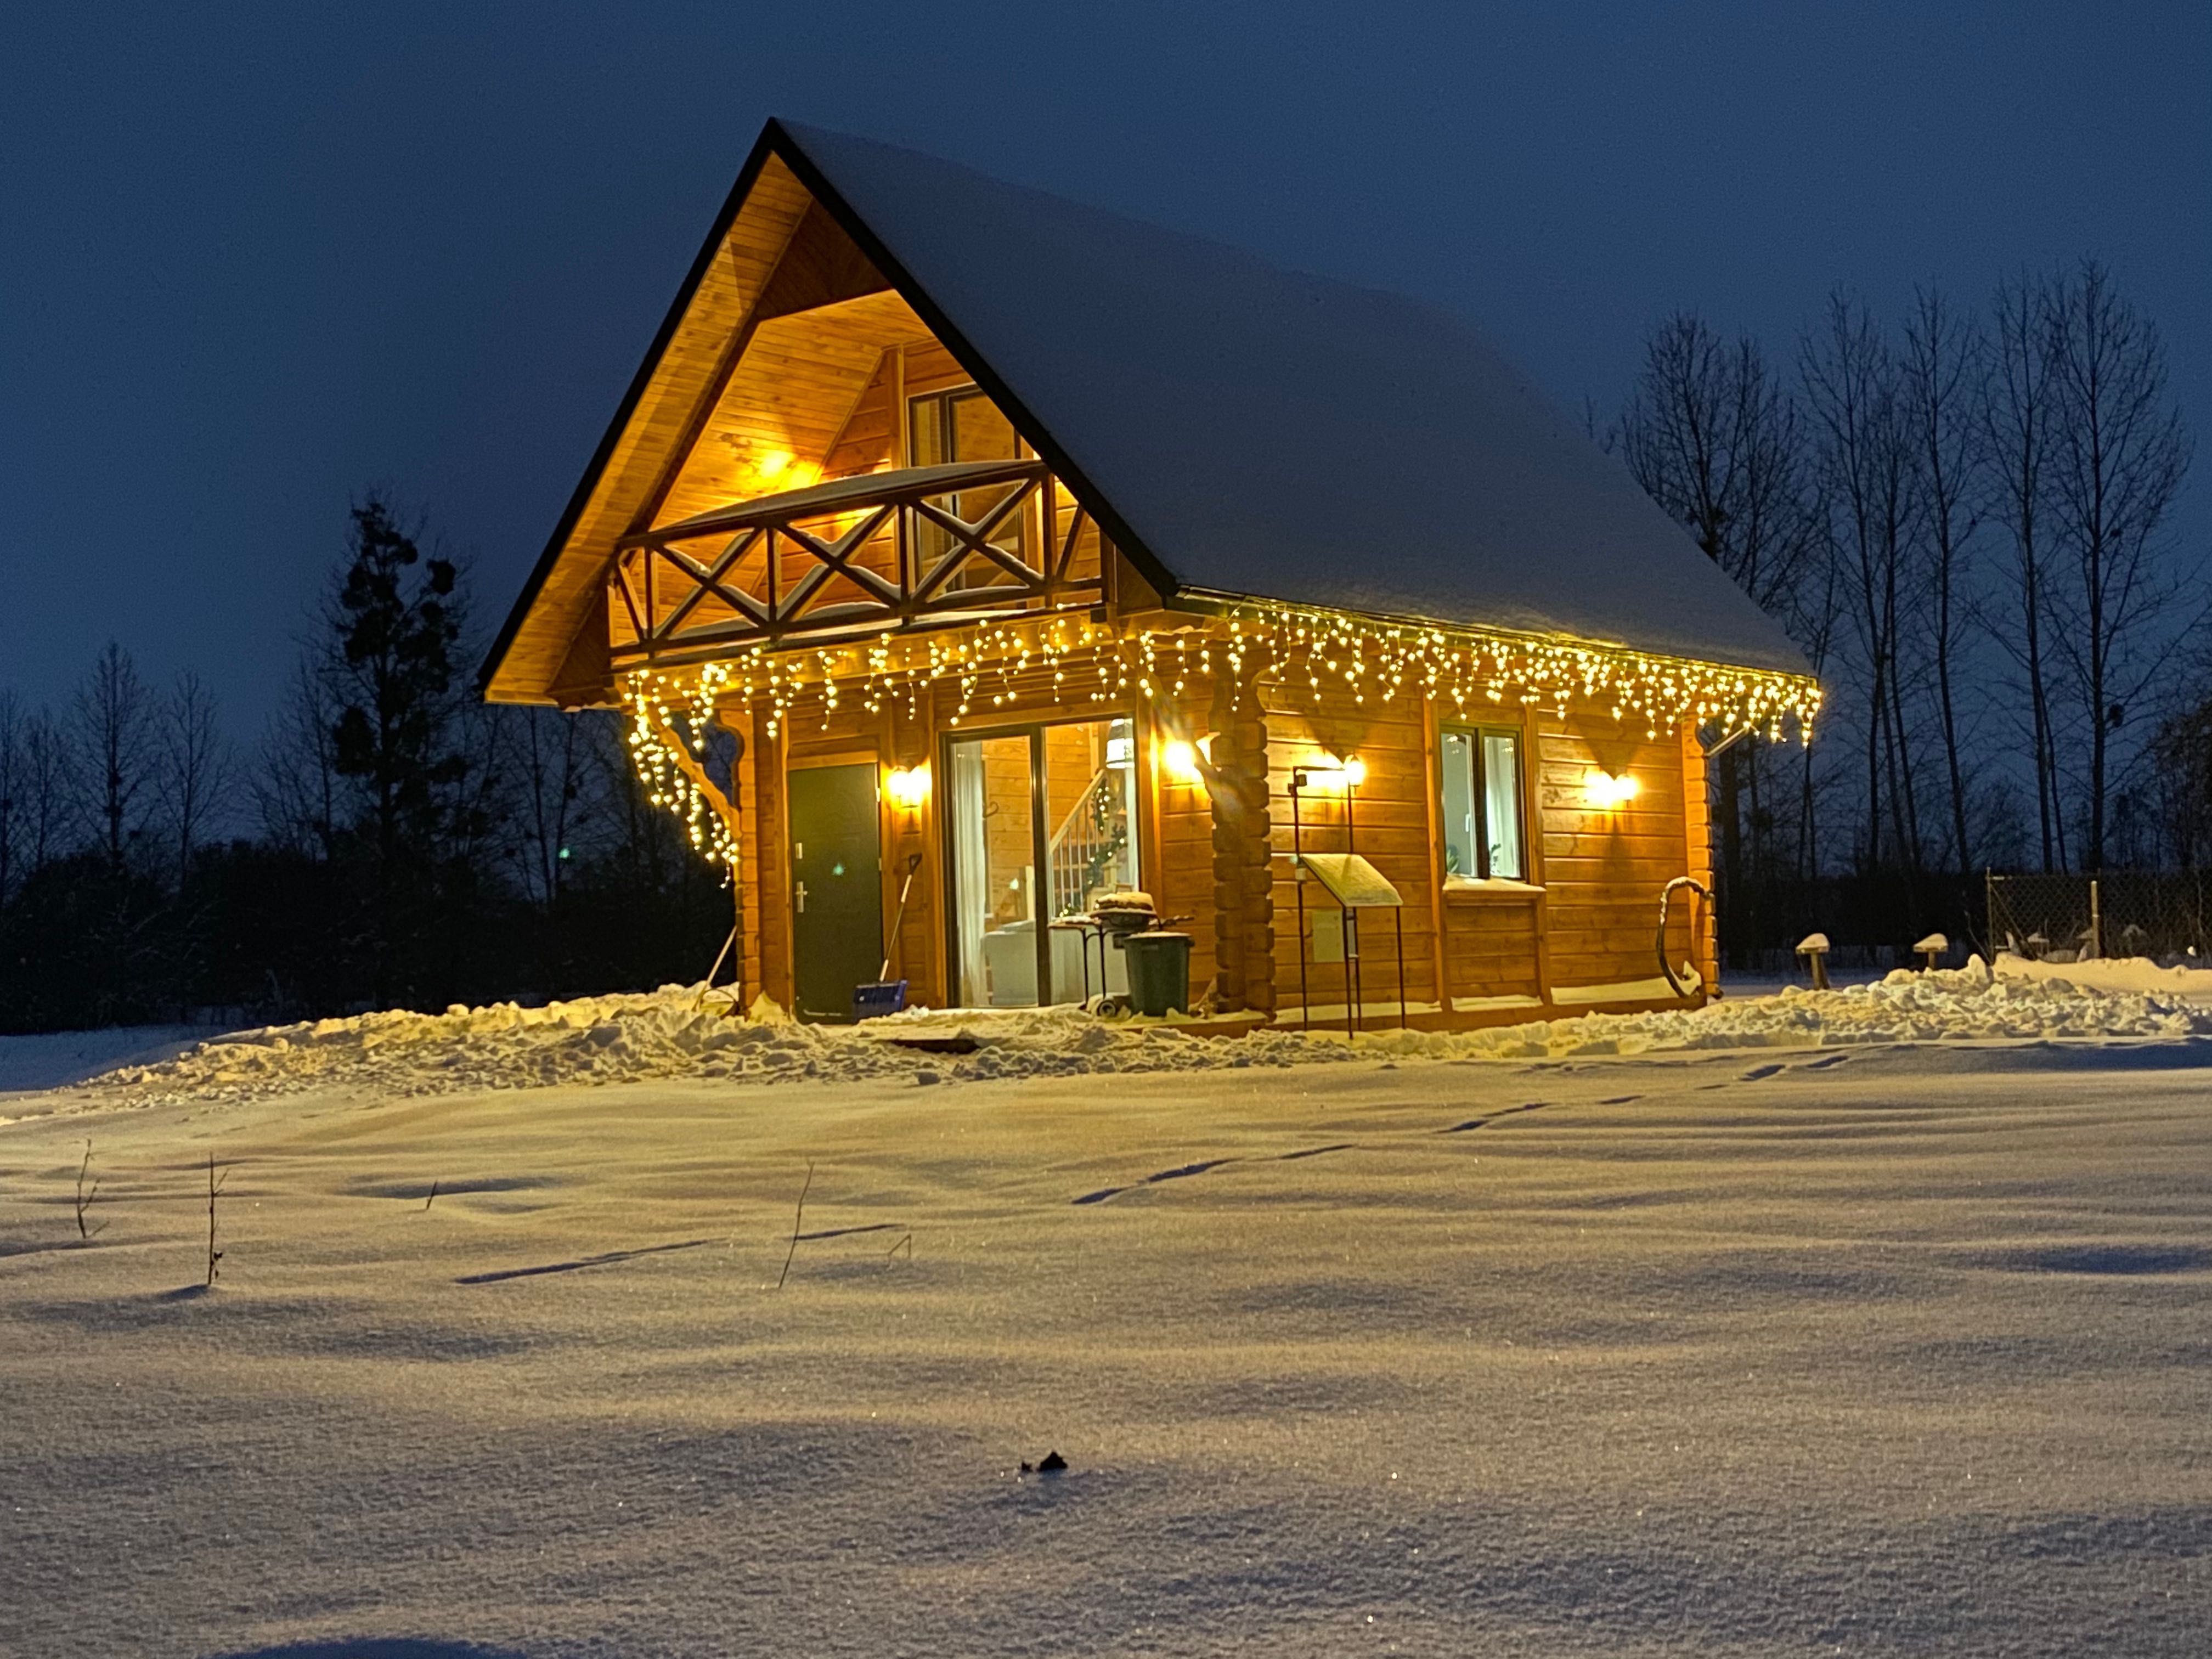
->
[
  {"left": 619, "top": 603, "right": 1819, "bottom": 868},
  {"left": 621, "top": 664, "right": 741, "bottom": 871}
]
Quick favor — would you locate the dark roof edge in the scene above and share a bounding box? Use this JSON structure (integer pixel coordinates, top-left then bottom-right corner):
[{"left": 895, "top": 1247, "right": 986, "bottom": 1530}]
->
[
  {"left": 477, "top": 128, "right": 786, "bottom": 696},
  {"left": 765, "top": 121, "right": 1184, "bottom": 606}
]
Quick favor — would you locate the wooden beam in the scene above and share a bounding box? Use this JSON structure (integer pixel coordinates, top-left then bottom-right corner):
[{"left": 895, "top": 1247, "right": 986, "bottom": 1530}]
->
[{"left": 645, "top": 706, "right": 740, "bottom": 847}]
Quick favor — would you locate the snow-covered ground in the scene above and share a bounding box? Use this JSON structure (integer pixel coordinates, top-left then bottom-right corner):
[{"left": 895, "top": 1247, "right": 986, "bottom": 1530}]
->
[
  {"left": 3, "top": 984, "right": 2210, "bottom": 1655},
  {"left": 0, "top": 1022, "right": 227, "bottom": 1096},
  {"left": 1995, "top": 950, "right": 2212, "bottom": 1001},
  {"left": 8, "top": 959, "right": 2207, "bottom": 1115}
]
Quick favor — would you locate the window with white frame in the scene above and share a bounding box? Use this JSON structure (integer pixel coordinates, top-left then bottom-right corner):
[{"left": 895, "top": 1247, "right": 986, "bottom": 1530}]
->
[{"left": 1439, "top": 726, "right": 1525, "bottom": 881}]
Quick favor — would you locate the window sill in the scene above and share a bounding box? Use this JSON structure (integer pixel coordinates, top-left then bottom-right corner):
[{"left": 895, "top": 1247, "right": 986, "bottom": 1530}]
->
[{"left": 1442, "top": 878, "right": 1544, "bottom": 903}]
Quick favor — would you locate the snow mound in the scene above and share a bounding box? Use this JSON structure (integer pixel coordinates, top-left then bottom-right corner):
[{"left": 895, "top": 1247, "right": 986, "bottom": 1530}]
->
[
  {"left": 1994, "top": 950, "right": 2212, "bottom": 997},
  {"left": 76, "top": 958, "right": 2211, "bottom": 1107}
]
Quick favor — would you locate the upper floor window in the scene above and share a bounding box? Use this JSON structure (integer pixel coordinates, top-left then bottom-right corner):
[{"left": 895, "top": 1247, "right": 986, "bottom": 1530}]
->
[
  {"left": 908, "top": 385, "right": 1028, "bottom": 582},
  {"left": 1440, "top": 726, "right": 1525, "bottom": 881}
]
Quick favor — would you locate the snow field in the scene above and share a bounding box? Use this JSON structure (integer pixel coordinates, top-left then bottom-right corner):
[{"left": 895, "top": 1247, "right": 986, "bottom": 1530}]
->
[
  {"left": 42, "top": 956, "right": 2212, "bottom": 1111},
  {"left": 1, "top": 1045, "right": 2208, "bottom": 1655}
]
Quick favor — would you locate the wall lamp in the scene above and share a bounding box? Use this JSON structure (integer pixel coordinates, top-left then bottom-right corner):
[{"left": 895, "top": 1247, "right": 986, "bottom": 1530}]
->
[
  {"left": 1293, "top": 754, "right": 1365, "bottom": 791},
  {"left": 1161, "top": 738, "right": 1207, "bottom": 784},
  {"left": 885, "top": 764, "right": 931, "bottom": 812},
  {"left": 1583, "top": 768, "right": 1639, "bottom": 810}
]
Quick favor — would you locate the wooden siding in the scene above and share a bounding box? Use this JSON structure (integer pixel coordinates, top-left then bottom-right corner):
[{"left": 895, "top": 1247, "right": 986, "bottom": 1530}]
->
[
  {"left": 713, "top": 620, "right": 1707, "bottom": 1024},
  {"left": 1257, "top": 687, "right": 1443, "bottom": 1017},
  {"left": 1532, "top": 709, "right": 1691, "bottom": 990}
]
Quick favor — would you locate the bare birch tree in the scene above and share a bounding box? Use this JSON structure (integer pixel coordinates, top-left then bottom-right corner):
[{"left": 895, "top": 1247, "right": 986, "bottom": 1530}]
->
[
  {"left": 1984, "top": 273, "right": 2066, "bottom": 870},
  {"left": 2042, "top": 259, "right": 2196, "bottom": 870},
  {"left": 1802, "top": 293, "right": 1925, "bottom": 878},
  {"left": 1617, "top": 314, "right": 1819, "bottom": 938},
  {"left": 1899, "top": 287, "right": 1985, "bottom": 874}
]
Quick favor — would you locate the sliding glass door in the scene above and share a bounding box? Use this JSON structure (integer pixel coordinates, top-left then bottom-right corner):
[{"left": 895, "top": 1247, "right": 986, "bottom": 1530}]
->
[{"left": 945, "top": 716, "right": 1140, "bottom": 1007}]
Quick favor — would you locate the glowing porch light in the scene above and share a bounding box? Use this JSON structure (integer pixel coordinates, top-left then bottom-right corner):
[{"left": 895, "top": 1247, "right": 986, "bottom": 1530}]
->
[
  {"left": 885, "top": 764, "right": 931, "bottom": 811},
  {"left": 1293, "top": 754, "right": 1363, "bottom": 791},
  {"left": 1160, "top": 740, "right": 1203, "bottom": 783},
  {"left": 1583, "top": 768, "right": 1639, "bottom": 809}
]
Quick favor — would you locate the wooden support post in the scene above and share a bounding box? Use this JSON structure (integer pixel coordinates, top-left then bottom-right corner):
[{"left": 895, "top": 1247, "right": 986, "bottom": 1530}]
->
[{"left": 1201, "top": 651, "right": 1275, "bottom": 1018}]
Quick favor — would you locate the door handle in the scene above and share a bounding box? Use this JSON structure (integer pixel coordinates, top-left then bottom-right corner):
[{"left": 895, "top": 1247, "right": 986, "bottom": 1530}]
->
[{"left": 795, "top": 881, "right": 808, "bottom": 914}]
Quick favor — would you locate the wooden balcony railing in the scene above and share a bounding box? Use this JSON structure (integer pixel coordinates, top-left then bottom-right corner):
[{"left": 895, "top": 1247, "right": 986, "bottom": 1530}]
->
[{"left": 609, "top": 459, "right": 1105, "bottom": 667}]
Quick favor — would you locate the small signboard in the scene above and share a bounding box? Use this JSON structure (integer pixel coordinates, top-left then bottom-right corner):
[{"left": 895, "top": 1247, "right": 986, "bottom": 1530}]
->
[{"left": 1295, "top": 853, "right": 1402, "bottom": 909}]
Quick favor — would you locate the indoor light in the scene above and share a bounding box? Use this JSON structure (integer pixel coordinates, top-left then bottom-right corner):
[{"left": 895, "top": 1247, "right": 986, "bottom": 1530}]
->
[
  {"left": 1161, "top": 740, "right": 1203, "bottom": 783},
  {"left": 885, "top": 764, "right": 931, "bottom": 811},
  {"left": 1583, "top": 768, "right": 1639, "bottom": 809}
]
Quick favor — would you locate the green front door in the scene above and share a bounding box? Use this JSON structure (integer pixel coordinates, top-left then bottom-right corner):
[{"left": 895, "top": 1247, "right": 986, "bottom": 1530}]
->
[{"left": 788, "top": 763, "right": 884, "bottom": 1023}]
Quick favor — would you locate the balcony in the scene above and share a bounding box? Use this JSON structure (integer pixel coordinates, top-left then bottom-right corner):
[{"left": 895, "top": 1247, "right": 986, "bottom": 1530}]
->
[{"left": 608, "top": 459, "right": 1106, "bottom": 667}]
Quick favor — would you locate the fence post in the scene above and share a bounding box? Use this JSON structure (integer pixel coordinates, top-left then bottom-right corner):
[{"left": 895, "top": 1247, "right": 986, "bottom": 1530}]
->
[
  {"left": 1984, "top": 868, "right": 1994, "bottom": 959},
  {"left": 2089, "top": 877, "right": 2102, "bottom": 961}
]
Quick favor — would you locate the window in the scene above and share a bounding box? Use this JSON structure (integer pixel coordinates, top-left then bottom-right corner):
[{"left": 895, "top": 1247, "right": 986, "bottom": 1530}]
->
[
  {"left": 1440, "top": 726, "right": 1525, "bottom": 881},
  {"left": 908, "top": 385, "right": 1028, "bottom": 584}
]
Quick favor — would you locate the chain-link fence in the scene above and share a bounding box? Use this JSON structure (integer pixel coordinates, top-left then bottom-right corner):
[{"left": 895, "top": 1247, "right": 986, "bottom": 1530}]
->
[{"left": 1985, "top": 871, "right": 2212, "bottom": 963}]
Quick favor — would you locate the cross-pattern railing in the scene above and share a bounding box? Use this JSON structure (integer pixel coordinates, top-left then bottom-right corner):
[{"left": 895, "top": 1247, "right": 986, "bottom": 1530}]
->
[{"left": 610, "top": 459, "right": 1103, "bottom": 667}]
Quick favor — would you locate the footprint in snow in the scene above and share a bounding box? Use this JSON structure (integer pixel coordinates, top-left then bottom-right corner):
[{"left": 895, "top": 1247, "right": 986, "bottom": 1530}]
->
[{"left": 1737, "top": 1063, "right": 1786, "bottom": 1082}]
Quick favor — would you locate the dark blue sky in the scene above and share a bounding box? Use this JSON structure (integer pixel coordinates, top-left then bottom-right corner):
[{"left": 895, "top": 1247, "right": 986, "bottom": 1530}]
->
[{"left": 4, "top": 2, "right": 2206, "bottom": 733}]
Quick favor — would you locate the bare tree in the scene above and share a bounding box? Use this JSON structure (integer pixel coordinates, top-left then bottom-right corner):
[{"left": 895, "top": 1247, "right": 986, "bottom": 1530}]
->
[
  {"left": 0, "top": 691, "right": 22, "bottom": 904},
  {"left": 505, "top": 705, "right": 600, "bottom": 910},
  {"left": 1617, "top": 314, "right": 1820, "bottom": 938},
  {"left": 20, "top": 709, "right": 78, "bottom": 869},
  {"left": 73, "top": 642, "right": 156, "bottom": 871},
  {"left": 2042, "top": 259, "right": 2196, "bottom": 870},
  {"left": 153, "top": 670, "right": 232, "bottom": 888},
  {"left": 1899, "top": 287, "right": 1986, "bottom": 874},
  {"left": 254, "top": 654, "right": 343, "bottom": 858},
  {"left": 1802, "top": 292, "right": 1926, "bottom": 879},
  {"left": 1984, "top": 273, "right": 2066, "bottom": 870}
]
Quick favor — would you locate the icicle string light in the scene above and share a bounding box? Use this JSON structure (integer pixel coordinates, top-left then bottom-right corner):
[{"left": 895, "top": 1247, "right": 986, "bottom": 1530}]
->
[
  {"left": 622, "top": 663, "right": 741, "bottom": 871},
  {"left": 620, "top": 605, "right": 1819, "bottom": 865}
]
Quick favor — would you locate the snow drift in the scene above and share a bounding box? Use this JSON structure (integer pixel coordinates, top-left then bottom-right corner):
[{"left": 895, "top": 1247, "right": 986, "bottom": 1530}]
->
[{"left": 65, "top": 958, "right": 2212, "bottom": 1109}]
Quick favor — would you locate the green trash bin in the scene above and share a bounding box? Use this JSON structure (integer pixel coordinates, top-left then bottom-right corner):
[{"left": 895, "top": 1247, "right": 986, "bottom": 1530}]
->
[{"left": 1121, "top": 929, "right": 1193, "bottom": 1017}]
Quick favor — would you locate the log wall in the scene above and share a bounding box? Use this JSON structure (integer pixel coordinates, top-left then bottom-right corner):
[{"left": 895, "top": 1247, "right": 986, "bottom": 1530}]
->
[{"left": 716, "top": 625, "right": 1713, "bottom": 1024}]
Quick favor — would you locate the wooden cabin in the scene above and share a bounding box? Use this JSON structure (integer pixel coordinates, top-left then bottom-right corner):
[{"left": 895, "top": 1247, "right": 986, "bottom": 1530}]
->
[{"left": 482, "top": 120, "right": 1818, "bottom": 1029}]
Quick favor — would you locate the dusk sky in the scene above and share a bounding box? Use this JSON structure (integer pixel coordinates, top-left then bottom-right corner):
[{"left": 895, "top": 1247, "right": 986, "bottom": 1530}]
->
[{"left": 4, "top": 2, "right": 2206, "bottom": 733}]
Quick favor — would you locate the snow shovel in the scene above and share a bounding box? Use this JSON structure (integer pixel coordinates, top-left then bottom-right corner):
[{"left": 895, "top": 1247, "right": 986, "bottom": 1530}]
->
[{"left": 853, "top": 852, "right": 925, "bottom": 1022}]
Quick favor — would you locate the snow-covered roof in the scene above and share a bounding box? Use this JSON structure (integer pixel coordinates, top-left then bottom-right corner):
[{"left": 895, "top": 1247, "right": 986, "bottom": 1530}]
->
[
  {"left": 482, "top": 121, "right": 1813, "bottom": 702},
  {"left": 773, "top": 121, "right": 1809, "bottom": 676}
]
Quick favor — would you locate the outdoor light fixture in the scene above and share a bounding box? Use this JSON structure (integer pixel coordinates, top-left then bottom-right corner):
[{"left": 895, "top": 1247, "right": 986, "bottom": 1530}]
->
[
  {"left": 1161, "top": 740, "right": 1204, "bottom": 783},
  {"left": 885, "top": 764, "right": 931, "bottom": 811},
  {"left": 1583, "top": 768, "right": 1639, "bottom": 809},
  {"left": 1294, "top": 754, "right": 1364, "bottom": 791}
]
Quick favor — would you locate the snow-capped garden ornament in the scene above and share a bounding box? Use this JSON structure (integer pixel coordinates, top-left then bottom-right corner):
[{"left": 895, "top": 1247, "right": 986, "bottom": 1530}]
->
[
  {"left": 1914, "top": 933, "right": 1949, "bottom": 971},
  {"left": 481, "top": 118, "right": 1820, "bottom": 1029},
  {"left": 1797, "top": 932, "right": 1832, "bottom": 990}
]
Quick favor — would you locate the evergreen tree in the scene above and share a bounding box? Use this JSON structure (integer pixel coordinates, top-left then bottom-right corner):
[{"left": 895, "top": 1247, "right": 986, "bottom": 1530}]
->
[{"left": 326, "top": 496, "right": 470, "bottom": 1001}]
